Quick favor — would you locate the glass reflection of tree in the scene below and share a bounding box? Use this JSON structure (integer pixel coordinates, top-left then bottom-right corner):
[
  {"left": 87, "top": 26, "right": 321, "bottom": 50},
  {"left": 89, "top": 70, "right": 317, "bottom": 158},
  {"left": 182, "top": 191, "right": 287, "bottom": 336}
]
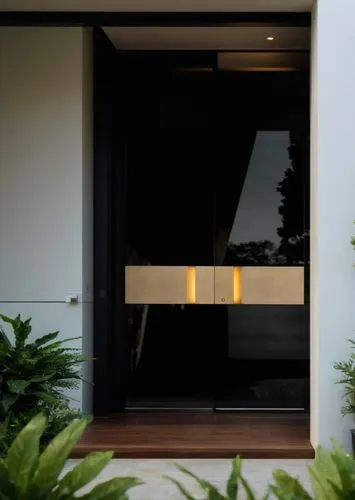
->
[
  {"left": 226, "top": 125, "right": 309, "bottom": 266},
  {"left": 277, "top": 127, "right": 309, "bottom": 265},
  {"left": 225, "top": 240, "right": 285, "bottom": 266}
]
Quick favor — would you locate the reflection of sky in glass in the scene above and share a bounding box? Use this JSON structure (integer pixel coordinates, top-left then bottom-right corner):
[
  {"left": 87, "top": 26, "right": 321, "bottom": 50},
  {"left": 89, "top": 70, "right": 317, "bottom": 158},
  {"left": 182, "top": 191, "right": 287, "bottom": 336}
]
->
[{"left": 229, "top": 131, "right": 291, "bottom": 246}]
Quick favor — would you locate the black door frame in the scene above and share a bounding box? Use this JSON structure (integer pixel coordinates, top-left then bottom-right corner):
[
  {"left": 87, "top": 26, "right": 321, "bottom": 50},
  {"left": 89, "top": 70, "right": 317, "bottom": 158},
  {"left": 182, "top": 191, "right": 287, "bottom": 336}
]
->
[
  {"left": 0, "top": 11, "right": 310, "bottom": 26},
  {"left": 0, "top": 11, "right": 311, "bottom": 416}
]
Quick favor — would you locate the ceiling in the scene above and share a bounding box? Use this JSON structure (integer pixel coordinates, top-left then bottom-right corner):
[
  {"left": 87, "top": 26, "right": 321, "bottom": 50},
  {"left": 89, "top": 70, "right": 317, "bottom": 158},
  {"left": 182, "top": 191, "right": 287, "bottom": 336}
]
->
[
  {"left": 104, "top": 25, "right": 310, "bottom": 50},
  {"left": 0, "top": 0, "right": 313, "bottom": 12},
  {"left": 0, "top": 0, "right": 311, "bottom": 71},
  {"left": 103, "top": 24, "right": 310, "bottom": 72}
]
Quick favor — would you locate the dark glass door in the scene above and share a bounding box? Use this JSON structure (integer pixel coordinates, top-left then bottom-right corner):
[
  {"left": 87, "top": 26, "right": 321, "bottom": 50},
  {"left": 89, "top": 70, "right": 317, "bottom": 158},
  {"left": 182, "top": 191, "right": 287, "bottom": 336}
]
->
[
  {"left": 125, "top": 62, "right": 217, "bottom": 409},
  {"left": 123, "top": 56, "right": 310, "bottom": 411},
  {"left": 213, "top": 72, "right": 310, "bottom": 410}
]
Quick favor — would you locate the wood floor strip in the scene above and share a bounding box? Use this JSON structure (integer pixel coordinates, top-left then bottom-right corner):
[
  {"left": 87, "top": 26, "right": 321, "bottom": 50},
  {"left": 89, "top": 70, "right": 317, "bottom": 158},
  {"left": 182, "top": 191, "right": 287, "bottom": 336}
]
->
[{"left": 71, "top": 412, "right": 314, "bottom": 459}]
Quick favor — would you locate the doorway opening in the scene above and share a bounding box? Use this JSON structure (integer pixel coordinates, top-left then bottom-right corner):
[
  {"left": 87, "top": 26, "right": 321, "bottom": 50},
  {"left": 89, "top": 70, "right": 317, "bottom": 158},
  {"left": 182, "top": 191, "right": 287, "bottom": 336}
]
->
[{"left": 94, "top": 22, "right": 310, "bottom": 414}]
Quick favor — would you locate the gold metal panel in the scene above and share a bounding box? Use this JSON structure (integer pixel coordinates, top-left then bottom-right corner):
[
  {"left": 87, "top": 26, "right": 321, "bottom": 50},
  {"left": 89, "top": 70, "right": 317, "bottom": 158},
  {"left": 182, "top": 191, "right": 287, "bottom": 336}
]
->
[
  {"left": 214, "top": 266, "right": 234, "bottom": 304},
  {"left": 195, "top": 266, "right": 214, "bottom": 304},
  {"left": 125, "top": 266, "right": 188, "bottom": 304},
  {"left": 242, "top": 267, "right": 304, "bottom": 305}
]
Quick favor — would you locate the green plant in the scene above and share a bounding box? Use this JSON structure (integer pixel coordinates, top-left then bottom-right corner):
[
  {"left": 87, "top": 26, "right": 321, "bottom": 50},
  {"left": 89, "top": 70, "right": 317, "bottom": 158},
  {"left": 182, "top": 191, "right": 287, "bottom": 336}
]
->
[
  {"left": 268, "top": 440, "right": 355, "bottom": 499},
  {"left": 167, "top": 442, "right": 355, "bottom": 499},
  {"left": 351, "top": 221, "right": 355, "bottom": 254},
  {"left": 332, "top": 225, "right": 355, "bottom": 417},
  {"left": 166, "top": 457, "right": 266, "bottom": 500},
  {"left": 0, "top": 413, "right": 141, "bottom": 500},
  {"left": 0, "top": 400, "right": 82, "bottom": 456},
  {"left": 0, "top": 313, "right": 86, "bottom": 418},
  {"left": 334, "top": 339, "right": 355, "bottom": 416}
]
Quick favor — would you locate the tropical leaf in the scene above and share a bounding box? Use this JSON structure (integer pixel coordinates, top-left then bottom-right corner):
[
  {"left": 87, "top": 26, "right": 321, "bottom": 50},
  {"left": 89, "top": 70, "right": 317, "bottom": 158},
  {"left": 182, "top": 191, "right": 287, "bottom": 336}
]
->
[
  {"left": 14, "top": 316, "right": 32, "bottom": 349},
  {"left": 26, "top": 391, "right": 58, "bottom": 404},
  {"left": 0, "top": 313, "right": 87, "bottom": 424},
  {"left": 240, "top": 476, "right": 258, "bottom": 500},
  {"left": 52, "top": 451, "right": 113, "bottom": 499},
  {"left": 0, "top": 415, "right": 10, "bottom": 442},
  {"left": 227, "top": 456, "right": 241, "bottom": 499},
  {"left": 0, "top": 327, "right": 12, "bottom": 351},
  {"left": 328, "top": 441, "right": 355, "bottom": 496},
  {"left": 6, "top": 413, "right": 46, "bottom": 494},
  {"left": 1, "top": 392, "right": 18, "bottom": 413},
  {"left": 80, "top": 477, "right": 142, "bottom": 500},
  {"left": 271, "top": 469, "right": 312, "bottom": 499},
  {"left": 0, "top": 458, "right": 16, "bottom": 499},
  {"left": 33, "top": 332, "right": 59, "bottom": 348},
  {"left": 30, "top": 418, "right": 89, "bottom": 497},
  {"left": 28, "top": 374, "right": 56, "bottom": 383},
  {"left": 175, "top": 463, "right": 226, "bottom": 499},
  {"left": 0, "top": 314, "right": 18, "bottom": 328},
  {"left": 0, "top": 414, "right": 141, "bottom": 500},
  {"left": 40, "top": 337, "right": 82, "bottom": 352},
  {"left": 164, "top": 475, "right": 196, "bottom": 500},
  {"left": 309, "top": 445, "right": 340, "bottom": 500},
  {"left": 7, "top": 379, "right": 31, "bottom": 395}
]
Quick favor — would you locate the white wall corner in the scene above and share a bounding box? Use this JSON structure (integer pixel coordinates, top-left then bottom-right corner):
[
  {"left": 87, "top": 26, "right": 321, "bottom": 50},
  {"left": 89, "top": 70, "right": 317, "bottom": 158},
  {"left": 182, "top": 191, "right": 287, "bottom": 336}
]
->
[
  {"left": 311, "top": 0, "right": 355, "bottom": 451},
  {"left": 0, "top": 27, "right": 94, "bottom": 412}
]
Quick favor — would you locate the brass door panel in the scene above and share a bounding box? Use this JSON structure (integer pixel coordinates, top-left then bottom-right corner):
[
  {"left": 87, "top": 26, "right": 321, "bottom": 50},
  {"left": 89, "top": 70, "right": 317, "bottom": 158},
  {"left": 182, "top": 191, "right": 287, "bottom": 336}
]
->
[
  {"left": 241, "top": 266, "right": 304, "bottom": 305},
  {"left": 195, "top": 266, "right": 214, "bottom": 304},
  {"left": 214, "top": 267, "right": 234, "bottom": 304},
  {"left": 126, "top": 266, "right": 304, "bottom": 305},
  {"left": 125, "top": 266, "right": 215, "bottom": 305},
  {"left": 214, "top": 266, "right": 304, "bottom": 305},
  {"left": 125, "top": 266, "right": 187, "bottom": 304}
]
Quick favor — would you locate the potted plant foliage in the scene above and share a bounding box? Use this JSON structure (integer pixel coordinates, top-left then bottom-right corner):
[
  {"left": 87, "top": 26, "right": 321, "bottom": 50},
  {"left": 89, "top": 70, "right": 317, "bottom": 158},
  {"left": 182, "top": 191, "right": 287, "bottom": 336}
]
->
[
  {"left": 334, "top": 339, "right": 355, "bottom": 453},
  {"left": 0, "top": 313, "right": 86, "bottom": 454}
]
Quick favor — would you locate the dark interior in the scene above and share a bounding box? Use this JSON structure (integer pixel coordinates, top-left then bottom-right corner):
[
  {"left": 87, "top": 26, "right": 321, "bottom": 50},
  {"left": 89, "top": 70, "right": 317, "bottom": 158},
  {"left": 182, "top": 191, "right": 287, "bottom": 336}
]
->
[{"left": 119, "top": 52, "right": 310, "bottom": 410}]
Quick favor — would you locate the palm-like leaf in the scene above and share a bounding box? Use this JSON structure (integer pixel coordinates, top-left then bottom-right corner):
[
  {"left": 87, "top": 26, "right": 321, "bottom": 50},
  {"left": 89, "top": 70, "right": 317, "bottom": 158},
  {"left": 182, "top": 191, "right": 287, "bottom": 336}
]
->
[
  {"left": 334, "top": 339, "right": 355, "bottom": 416},
  {"left": 0, "top": 414, "right": 142, "bottom": 500},
  {"left": 175, "top": 463, "right": 226, "bottom": 499},
  {"left": 167, "top": 459, "right": 257, "bottom": 500},
  {"left": 0, "top": 313, "right": 87, "bottom": 419}
]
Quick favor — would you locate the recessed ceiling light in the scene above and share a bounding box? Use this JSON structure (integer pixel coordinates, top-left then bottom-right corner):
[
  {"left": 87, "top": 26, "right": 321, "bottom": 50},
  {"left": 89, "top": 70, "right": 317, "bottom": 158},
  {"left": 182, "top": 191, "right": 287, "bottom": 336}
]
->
[{"left": 267, "top": 36, "right": 275, "bottom": 41}]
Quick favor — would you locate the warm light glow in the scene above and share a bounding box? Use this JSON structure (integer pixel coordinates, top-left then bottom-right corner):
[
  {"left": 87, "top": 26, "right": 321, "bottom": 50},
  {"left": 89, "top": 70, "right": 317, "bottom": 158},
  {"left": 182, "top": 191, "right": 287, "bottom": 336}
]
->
[
  {"left": 267, "top": 36, "right": 275, "bottom": 41},
  {"left": 237, "top": 67, "right": 297, "bottom": 72},
  {"left": 187, "top": 267, "right": 196, "bottom": 304},
  {"left": 233, "top": 267, "right": 242, "bottom": 304}
]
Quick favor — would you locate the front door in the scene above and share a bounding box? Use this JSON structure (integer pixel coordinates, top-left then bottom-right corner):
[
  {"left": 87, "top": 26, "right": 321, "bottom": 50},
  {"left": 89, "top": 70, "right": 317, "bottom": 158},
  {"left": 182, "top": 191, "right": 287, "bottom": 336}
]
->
[{"left": 122, "top": 54, "right": 309, "bottom": 411}]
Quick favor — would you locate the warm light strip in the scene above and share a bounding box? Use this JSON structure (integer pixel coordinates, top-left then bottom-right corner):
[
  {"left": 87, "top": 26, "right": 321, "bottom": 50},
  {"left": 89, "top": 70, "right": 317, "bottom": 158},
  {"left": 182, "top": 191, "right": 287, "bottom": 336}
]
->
[
  {"left": 187, "top": 267, "right": 197, "bottom": 304},
  {"left": 236, "top": 67, "right": 298, "bottom": 72},
  {"left": 233, "top": 267, "right": 242, "bottom": 304}
]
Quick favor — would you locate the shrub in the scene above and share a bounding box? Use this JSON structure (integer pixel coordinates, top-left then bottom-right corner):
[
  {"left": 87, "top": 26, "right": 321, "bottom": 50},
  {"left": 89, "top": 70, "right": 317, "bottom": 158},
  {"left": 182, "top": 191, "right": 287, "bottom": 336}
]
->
[
  {"left": 0, "top": 400, "right": 82, "bottom": 456},
  {"left": 168, "top": 440, "right": 355, "bottom": 499},
  {"left": 0, "top": 413, "right": 142, "bottom": 500},
  {"left": 0, "top": 313, "right": 85, "bottom": 417},
  {"left": 334, "top": 339, "right": 355, "bottom": 416}
]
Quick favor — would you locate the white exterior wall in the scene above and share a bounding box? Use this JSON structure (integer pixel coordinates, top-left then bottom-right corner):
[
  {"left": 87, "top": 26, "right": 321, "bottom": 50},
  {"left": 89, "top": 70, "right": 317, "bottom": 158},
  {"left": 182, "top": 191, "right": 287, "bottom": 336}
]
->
[
  {"left": 311, "top": 0, "right": 355, "bottom": 450},
  {"left": 0, "top": 27, "right": 93, "bottom": 412}
]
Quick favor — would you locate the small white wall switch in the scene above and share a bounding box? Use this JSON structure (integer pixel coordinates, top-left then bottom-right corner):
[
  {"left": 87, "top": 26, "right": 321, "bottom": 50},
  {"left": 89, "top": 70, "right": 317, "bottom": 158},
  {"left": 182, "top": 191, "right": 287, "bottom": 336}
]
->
[{"left": 65, "top": 295, "right": 79, "bottom": 304}]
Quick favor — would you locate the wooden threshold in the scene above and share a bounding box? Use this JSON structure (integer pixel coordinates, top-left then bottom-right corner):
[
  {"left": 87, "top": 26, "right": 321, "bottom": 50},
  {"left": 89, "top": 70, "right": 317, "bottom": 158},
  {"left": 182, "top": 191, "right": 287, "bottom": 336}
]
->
[{"left": 72, "top": 412, "right": 314, "bottom": 459}]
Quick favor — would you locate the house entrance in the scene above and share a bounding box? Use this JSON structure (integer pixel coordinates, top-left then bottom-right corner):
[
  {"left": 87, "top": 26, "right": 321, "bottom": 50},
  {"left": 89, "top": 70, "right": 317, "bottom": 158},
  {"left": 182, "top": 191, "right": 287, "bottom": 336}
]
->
[
  {"left": 122, "top": 52, "right": 310, "bottom": 411},
  {"left": 93, "top": 25, "right": 310, "bottom": 414}
]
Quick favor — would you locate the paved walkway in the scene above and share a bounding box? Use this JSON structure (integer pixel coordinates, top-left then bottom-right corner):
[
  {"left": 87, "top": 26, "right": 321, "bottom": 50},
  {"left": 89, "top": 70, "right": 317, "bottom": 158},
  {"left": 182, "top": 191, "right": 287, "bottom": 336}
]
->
[{"left": 64, "top": 458, "right": 312, "bottom": 499}]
